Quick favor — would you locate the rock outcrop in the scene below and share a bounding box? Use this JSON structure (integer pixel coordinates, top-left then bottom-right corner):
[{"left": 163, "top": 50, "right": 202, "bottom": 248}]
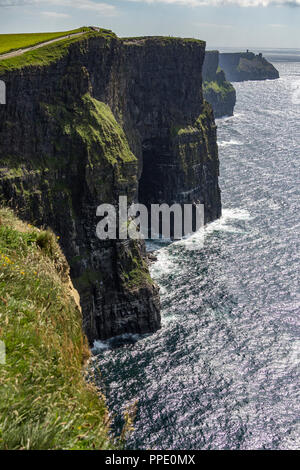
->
[
  {"left": 0, "top": 30, "right": 221, "bottom": 342},
  {"left": 219, "top": 51, "right": 279, "bottom": 82},
  {"left": 202, "top": 50, "right": 236, "bottom": 118}
]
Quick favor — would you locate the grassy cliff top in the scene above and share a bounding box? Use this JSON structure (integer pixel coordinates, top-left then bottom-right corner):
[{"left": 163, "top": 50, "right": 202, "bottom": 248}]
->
[
  {"left": 122, "top": 36, "right": 206, "bottom": 47},
  {"left": 0, "top": 28, "right": 205, "bottom": 73},
  {"left": 0, "top": 27, "right": 90, "bottom": 55},
  {"left": 0, "top": 27, "right": 117, "bottom": 73},
  {"left": 0, "top": 208, "right": 124, "bottom": 450}
]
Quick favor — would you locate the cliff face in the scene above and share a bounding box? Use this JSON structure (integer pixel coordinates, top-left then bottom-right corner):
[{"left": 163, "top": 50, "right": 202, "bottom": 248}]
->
[
  {"left": 219, "top": 52, "right": 279, "bottom": 82},
  {"left": 122, "top": 38, "right": 221, "bottom": 222},
  {"left": 0, "top": 32, "right": 221, "bottom": 342},
  {"left": 202, "top": 51, "right": 236, "bottom": 118}
]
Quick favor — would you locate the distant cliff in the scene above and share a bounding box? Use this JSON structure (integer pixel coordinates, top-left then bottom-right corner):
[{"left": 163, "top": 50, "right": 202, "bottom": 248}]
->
[
  {"left": 219, "top": 51, "right": 279, "bottom": 82},
  {"left": 203, "top": 50, "right": 236, "bottom": 118},
  {"left": 0, "top": 31, "right": 221, "bottom": 342}
]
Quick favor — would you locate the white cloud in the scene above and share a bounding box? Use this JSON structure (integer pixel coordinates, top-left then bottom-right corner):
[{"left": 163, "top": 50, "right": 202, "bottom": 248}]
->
[
  {"left": 119, "top": 0, "right": 300, "bottom": 6},
  {"left": 0, "top": 0, "right": 118, "bottom": 15},
  {"left": 71, "top": 0, "right": 117, "bottom": 15},
  {"left": 41, "top": 10, "right": 70, "bottom": 17},
  {"left": 1, "top": 0, "right": 299, "bottom": 7},
  {"left": 195, "top": 22, "right": 233, "bottom": 27}
]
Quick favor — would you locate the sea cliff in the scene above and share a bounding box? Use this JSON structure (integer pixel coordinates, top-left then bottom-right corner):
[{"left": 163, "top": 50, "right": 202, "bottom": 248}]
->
[
  {"left": 0, "top": 30, "right": 221, "bottom": 342},
  {"left": 219, "top": 51, "right": 279, "bottom": 82},
  {"left": 203, "top": 50, "right": 236, "bottom": 118}
]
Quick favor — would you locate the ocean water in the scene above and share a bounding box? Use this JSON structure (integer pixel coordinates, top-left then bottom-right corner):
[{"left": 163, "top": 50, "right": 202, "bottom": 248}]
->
[{"left": 91, "top": 53, "right": 300, "bottom": 450}]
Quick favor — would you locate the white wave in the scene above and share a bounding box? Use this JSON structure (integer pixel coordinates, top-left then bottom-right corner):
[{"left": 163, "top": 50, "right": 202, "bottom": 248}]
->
[
  {"left": 202, "top": 208, "right": 252, "bottom": 236},
  {"left": 146, "top": 240, "right": 160, "bottom": 252},
  {"left": 267, "top": 199, "right": 281, "bottom": 210},
  {"left": 146, "top": 239, "right": 170, "bottom": 252},
  {"left": 208, "top": 224, "right": 244, "bottom": 233},
  {"left": 174, "top": 230, "right": 205, "bottom": 250},
  {"left": 148, "top": 208, "right": 252, "bottom": 258},
  {"left": 92, "top": 340, "right": 110, "bottom": 352},
  {"left": 199, "top": 208, "right": 252, "bottom": 239},
  {"left": 92, "top": 332, "right": 143, "bottom": 353},
  {"left": 216, "top": 112, "right": 245, "bottom": 123},
  {"left": 221, "top": 208, "right": 252, "bottom": 221},
  {"left": 218, "top": 139, "right": 243, "bottom": 148},
  {"left": 171, "top": 208, "right": 252, "bottom": 251},
  {"left": 291, "top": 80, "right": 300, "bottom": 105},
  {"left": 150, "top": 246, "right": 178, "bottom": 278}
]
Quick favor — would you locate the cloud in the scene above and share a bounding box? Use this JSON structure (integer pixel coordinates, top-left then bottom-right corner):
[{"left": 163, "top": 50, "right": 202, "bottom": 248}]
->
[
  {"left": 118, "top": 0, "right": 300, "bottom": 6},
  {"left": 0, "top": 0, "right": 118, "bottom": 15},
  {"left": 0, "top": 0, "right": 35, "bottom": 5},
  {"left": 41, "top": 10, "right": 70, "bottom": 17},
  {"left": 195, "top": 22, "right": 233, "bottom": 28},
  {"left": 71, "top": 0, "right": 117, "bottom": 15},
  {"left": 1, "top": 0, "right": 299, "bottom": 6}
]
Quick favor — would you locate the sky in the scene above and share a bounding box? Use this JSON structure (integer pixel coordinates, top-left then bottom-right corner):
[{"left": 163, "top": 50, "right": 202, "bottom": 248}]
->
[{"left": 0, "top": 0, "right": 299, "bottom": 49}]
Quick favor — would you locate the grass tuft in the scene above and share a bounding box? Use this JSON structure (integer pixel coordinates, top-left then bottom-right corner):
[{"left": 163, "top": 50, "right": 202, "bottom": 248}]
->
[{"left": 0, "top": 207, "right": 119, "bottom": 450}]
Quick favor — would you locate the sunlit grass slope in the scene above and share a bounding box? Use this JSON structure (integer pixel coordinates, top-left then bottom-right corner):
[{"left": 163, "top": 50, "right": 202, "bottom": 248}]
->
[
  {"left": 0, "top": 27, "right": 90, "bottom": 55},
  {"left": 0, "top": 28, "right": 117, "bottom": 72},
  {"left": 0, "top": 208, "right": 118, "bottom": 450}
]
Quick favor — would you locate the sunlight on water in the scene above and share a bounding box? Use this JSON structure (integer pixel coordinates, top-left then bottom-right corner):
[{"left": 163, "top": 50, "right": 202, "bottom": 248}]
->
[
  {"left": 292, "top": 81, "right": 300, "bottom": 105},
  {"left": 92, "top": 57, "right": 300, "bottom": 450}
]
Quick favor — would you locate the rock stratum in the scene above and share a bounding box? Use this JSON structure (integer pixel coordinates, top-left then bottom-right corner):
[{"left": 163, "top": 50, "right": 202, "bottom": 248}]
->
[
  {"left": 219, "top": 51, "right": 279, "bottom": 82},
  {"left": 203, "top": 50, "right": 236, "bottom": 118},
  {"left": 0, "top": 30, "right": 221, "bottom": 342}
]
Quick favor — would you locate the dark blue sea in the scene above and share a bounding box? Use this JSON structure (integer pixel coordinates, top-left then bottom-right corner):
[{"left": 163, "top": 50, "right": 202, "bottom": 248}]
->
[{"left": 91, "top": 51, "right": 300, "bottom": 450}]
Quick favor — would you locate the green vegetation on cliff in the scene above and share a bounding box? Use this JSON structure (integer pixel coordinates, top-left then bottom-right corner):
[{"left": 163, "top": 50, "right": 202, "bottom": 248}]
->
[
  {"left": 202, "top": 64, "right": 236, "bottom": 118},
  {"left": 41, "top": 93, "right": 138, "bottom": 200},
  {"left": 0, "top": 27, "right": 90, "bottom": 55},
  {"left": 0, "top": 208, "right": 119, "bottom": 450},
  {"left": 119, "top": 240, "right": 153, "bottom": 291},
  {"left": 75, "top": 95, "right": 136, "bottom": 166},
  {"left": 42, "top": 93, "right": 137, "bottom": 166},
  {"left": 0, "top": 28, "right": 116, "bottom": 72},
  {"left": 122, "top": 36, "right": 205, "bottom": 46},
  {"left": 203, "top": 78, "right": 235, "bottom": 100},
  {"left": 170, "top": 101, "right": 217, "bottom": 191}
]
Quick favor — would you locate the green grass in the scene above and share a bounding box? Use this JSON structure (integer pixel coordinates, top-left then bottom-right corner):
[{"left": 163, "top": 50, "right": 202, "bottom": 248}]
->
[
  {"left": 122, "top": 36, "right": 205, "bottom": 46},
  {"left": 0, "top": 27, "right": 90, "bottom": 55},
  {"left": 0, "top": 28, "right": 117, "bottom": 73},
  {"left": 41, "top": 93, "right": 137, "bottom": 174},
  {"left": 203, "top": 79, "right": 235, "bottom": 99},
  {"left": 75, "top": 95, "right": 137, "bottom": 165},
  {"left": 0, "top": 208, "right": 129, "bottom": 450},
  {"left": 119, "top": 241, "right": 153, "bottom": 291}
]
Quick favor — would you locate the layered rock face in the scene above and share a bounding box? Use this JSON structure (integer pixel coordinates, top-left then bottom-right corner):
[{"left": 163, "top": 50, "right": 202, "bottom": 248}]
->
[
  {"left": 203, "top": 51, "right": 236, "bottom": 118},
  {"left": 0, "top": 32, "right": 221, "bottom": 341},
  {"left": 122, "top": 37, "right": 221, "bottom": 224},
  {"left": 219, "top": 51, "right": 279, "bottom": 82}
]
